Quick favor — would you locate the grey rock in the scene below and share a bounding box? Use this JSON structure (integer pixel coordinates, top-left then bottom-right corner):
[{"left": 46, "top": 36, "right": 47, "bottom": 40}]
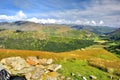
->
[
  {"left": 12, "top": 66, "right": 35, "bottom": 74},
  {"left": 46, "top": 58, "right": 53, "bottom": 65},
  {"left": 71, "top": 73, "right": 75, "bottom": 76},
  {"left": 0, "top": 57, "right": 62, "bottom": 80},
  {"left": 89, "top": 75, "right": 97, "bottom": 80},
  {"left": 39, "top": 58, "right": 47, "bottom": 65},
  {"left": 1, "top": 57, "right": 30, "bottom": 70},
  {"left": 47, "top": 64, "right": 62, "bottom": 72},
  {"left": 66, "top": 77, "right": 71, "bottom": 80},
  {"left": 60, "top": 76, "right": 66, "bottom": 79},
  {"left": 0, "top": 63, "right": 4, "bottom": 70},
  {"left": 0, "top": 69, "right": 11, "bottom": 80},
  {"left": 26, "top": 56, "right": 39, "bottom": 65},
  {"left": 31, "top": 68, "right": 45, "bottom": 79},
  {"left": 77, "top": 73, "right": 82, "bottom": 77},
  {"left": 46, "top": 76, "right": 57, "bottom": 80},
  {"left": 82, "top": 76, "right": 87, "bottom": 80},
  {"left": 25, "top": 72, "right": 32, "bottom": 80}
]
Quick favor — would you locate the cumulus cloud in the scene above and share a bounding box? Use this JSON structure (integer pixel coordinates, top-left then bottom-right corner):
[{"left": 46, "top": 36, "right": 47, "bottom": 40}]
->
[
  {"left": 91, "top": 20, "right": 96, "bottom": 25},
  {"left": 99, "top": 20, "right": 104, "bottom": 25},
  {"left": 0, "top": 11, "right": 26, "bottom": 21},
  {"left": 27, "top": 17, "right": 72, "bottom": 24},
  {"left": 0, "top": 10, "right": 105, "bottom": 25},
  {"left": 39, "top": 0, "right": 119, "bottom": 27}
]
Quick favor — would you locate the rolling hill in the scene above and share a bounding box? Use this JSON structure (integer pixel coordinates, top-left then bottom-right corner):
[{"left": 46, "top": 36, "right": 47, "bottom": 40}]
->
[
  {"left": 0, "top": 21, "right": 120, "bottom": 80},
  {"left": 71, "top": 25, "right": 117, "bottom": 34},
  {"left": 0, "top": 48, "right": 120, "bottom": 80},
  {"left": 0, "top": 21, "right": 99, "bottom": 52},
  {"left": 107, "top": 28, "right": 120, "bottom": 40}
]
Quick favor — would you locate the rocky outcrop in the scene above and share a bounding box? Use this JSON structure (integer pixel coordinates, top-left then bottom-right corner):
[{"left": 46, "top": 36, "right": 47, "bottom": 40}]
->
[{"left": 0, "top": 56, "right": 62, "bottom": 80}]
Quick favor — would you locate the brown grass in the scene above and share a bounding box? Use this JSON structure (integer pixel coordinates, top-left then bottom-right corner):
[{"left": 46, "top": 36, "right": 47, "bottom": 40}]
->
[
  {"left": 0, "top": 48, "right": 120, "bottom": 75},
  {"left": 88, "top": 58, "right": 120, "bottom": 76},
  {"left": 0, "top": 48, "right": 120, "bottom": 76},
  {"left": 0, "top": 48, "right": 119, "bottom": 60}
]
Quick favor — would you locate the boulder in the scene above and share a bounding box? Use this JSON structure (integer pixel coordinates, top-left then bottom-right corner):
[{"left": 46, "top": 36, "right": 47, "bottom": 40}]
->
[
  {"left": 25, "top": 72, "right": 32, "bottom": 80},
  {"left": 47, "top": 64, "right": 62, "bottom": 72},
  {"left": 1, "top": 57, "right": 30, "bottom": 70},
  {"left": 31, "top": 68, "right": 46, "bottom": 79},
  {"left": 11, "top": 66, "right": 35, "bottom": 74},
  {"left": 26, "top": 56, "right": 39, "bottom": 66},
  {"left": 71, "top": 73, "right": 75, "bottom": 76},
  {"left": 82, "top": 76, "right": 87, "bottom": 80},
  {"left": 35, "top": 64, "right": 45, "bottom": 69},
  {"left": 0, "top": 57, "right": 62, "bottom": 80},
  {"left": 46, "top": 72, "right": 59, "bottom": 80},
  {"left": 46, "top": 58, "right": 53, "bottom": 65},
  {"left": 89, "top": 75, "right": 97, "bottom": 80},
  {"left": 0, "top": 63, "right": 4, "bottom": 70},
  {"left": 39, "top": 58, "right": 47, "bottom": 65},
  {"left": 0, "top": 69, "right": 11, "bottom": 80}
]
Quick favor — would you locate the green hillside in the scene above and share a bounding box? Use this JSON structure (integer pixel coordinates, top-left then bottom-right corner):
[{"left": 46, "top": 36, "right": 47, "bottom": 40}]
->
[
  {"left": 103, "top": 28, "right": 120, "bottom": 56},
  {"left": 0, "top": 26, "right": 98, "bottom": 52}
]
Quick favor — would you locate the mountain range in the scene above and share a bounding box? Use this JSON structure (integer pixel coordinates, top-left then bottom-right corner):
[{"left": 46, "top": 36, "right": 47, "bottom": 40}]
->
[{"left": 0, "top": 21, "right": 118, "bottom": 35}]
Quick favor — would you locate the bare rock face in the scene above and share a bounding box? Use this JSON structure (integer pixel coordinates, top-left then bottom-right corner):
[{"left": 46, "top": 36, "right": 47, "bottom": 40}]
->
[{"left": 0, "top": 56, "right": 62, "bottom": 80}]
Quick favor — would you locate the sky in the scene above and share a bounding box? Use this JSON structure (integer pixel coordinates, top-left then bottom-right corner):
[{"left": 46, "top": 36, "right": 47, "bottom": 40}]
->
[{"left": 0, "top": 0, "right": 120, "bottom": 27}]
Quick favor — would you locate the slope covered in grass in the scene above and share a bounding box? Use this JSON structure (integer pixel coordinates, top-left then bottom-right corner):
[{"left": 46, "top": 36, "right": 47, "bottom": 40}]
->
[
  {"left": 0, "top": 48, "right": 120, "bottom": 79},
  {"left": 0, "top": 29, "right": 98, "bottom": 52}
]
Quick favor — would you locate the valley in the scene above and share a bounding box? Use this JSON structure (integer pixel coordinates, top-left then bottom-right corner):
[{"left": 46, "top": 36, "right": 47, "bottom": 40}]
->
[{"left": 0, "top": 21, "right": 120, "bottom": 80}]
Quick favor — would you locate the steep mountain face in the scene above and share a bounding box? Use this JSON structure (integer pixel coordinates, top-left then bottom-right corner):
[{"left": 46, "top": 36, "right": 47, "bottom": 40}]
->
[{"left": 71, "top": 25, "right": 117, "bottom": 34}]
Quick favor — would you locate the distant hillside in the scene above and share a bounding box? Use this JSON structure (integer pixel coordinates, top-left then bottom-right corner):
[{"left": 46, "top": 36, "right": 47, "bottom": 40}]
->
[
  {"left": 0, "top": 21, "right": 71, "bottom": 31},
  {"left": 0, "top": 21, "right": 98, "bottom": 39},
  {"left": 107, "top": 28, "right": 120, "bottom": 40},
  {"left": 71, "top": 25, "right": 117, "bottom": 34},
  {"left": 0, "top": 21, "right": 99, "bottom": 52},
  {"left": 104, "top": 28, "right": 120, "bottom": 56}
]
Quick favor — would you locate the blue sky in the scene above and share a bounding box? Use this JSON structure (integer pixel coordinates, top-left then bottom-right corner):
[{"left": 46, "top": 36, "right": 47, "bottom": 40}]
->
[{"left": 0, "top": 0, "right": 120, "bottom": 27}]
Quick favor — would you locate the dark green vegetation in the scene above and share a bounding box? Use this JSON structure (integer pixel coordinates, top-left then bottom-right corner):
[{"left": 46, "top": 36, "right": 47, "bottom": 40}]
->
[
  {"left": 104, "top": 41, "right": 120, "bottom": 56},
  {"left": 103, "top": 28, "right": 120, "bottom": 56},
  {"left": 0, "top": 37, "right": 94, "bottom": 52}
]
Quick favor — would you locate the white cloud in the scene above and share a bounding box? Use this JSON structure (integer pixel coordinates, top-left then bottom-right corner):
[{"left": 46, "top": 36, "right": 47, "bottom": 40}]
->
[
  {"left": 0, "top": 10, "right": 26, "bottom": 21},
  {"left": 27, "top": 17, "right": 72, "bottom": 24},
  {"left": 99, "top": 20, "right": 104, "bottom": 25},
  {"left": 27, "top": 18, "right": 56, "bottom": 24},
  {"left": 91, "top": 20, "right": 96, "bottom": 25}
]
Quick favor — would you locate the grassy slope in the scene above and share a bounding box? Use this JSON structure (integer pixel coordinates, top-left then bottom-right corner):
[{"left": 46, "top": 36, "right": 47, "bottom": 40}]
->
[{"left": 0, "top": 47, "right": 120, "bottom": 80}]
